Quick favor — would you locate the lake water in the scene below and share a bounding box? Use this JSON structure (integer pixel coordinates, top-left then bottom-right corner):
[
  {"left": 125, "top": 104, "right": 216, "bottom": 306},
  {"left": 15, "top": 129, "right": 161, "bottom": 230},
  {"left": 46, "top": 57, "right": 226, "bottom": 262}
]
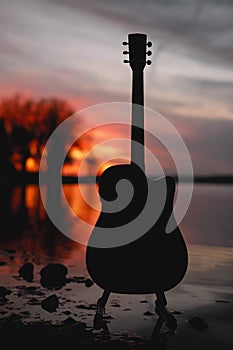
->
[
  {"left": 0, "top": 182, "right": 232, "bottom": 288},
  {"left": 0, "top": 182, "right": 232, "bottom": 251},
  {"left": 0, "top": 182, "right": 232, "bottom": 341}
]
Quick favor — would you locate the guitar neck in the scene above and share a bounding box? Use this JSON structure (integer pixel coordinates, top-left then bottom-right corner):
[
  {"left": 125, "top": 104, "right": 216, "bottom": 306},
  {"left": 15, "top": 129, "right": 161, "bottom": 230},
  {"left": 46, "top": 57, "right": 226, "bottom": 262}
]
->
[
  {"left": 131, "top": 69, "right": 145, "bottom": 172},
  {"left": 124, "top": 32, "right": 151, "bottom": 172}
]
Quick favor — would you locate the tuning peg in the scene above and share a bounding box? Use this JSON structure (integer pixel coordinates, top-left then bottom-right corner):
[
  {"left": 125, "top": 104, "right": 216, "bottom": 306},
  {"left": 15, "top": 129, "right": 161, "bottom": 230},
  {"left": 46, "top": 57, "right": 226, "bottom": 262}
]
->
[
  {"left": 122, "top": 41, "right": 128, "bottom": 46},
  {"left": 146, "top": 60, "right": 152, "bottom": 65},
  {"left": 146, "top": 50, "right": 152, "bottom": 56},
  {"left": 123, "top": 59, "right": 130, "bottom": 63},
  {"left": 123, "top": 51, "right": 129, "bottom": 55},
  {"left": 147, "top": 41, "right": 152, "bottom": 47}
]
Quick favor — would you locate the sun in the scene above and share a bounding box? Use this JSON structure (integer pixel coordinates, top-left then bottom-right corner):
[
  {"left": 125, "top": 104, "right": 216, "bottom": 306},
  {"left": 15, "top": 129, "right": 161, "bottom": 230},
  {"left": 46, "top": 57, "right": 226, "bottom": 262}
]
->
[{"left": 97, "top": 158, "right": 129, "bottom": 176}]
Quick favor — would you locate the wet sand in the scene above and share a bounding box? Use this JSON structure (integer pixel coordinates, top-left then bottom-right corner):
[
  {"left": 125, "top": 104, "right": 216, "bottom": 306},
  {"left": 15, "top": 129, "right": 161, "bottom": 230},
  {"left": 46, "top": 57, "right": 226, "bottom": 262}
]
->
[{"left": 0, "top": 244, "right": 232, "bottom": 348}]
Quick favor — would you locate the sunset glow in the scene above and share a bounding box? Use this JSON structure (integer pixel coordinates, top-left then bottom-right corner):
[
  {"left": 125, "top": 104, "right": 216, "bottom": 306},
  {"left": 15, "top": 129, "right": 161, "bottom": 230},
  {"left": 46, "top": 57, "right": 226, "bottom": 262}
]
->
[
  {"left": 0, "top": 0, "right": 232, "bottom": 176},
  {"left": 26, "top": 157, "right": 38, "bottom": 172}
]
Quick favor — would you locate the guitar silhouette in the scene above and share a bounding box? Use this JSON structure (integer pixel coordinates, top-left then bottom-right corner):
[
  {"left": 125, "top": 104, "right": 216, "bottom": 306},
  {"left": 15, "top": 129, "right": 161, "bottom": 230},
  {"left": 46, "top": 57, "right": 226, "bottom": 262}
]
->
[{"left": 86, "top": 33, "right": 188, "bottom": 335}]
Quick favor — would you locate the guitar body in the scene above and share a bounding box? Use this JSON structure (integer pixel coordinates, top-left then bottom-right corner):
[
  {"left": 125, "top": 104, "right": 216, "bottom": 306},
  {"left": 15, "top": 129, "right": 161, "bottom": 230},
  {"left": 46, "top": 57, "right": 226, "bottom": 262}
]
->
[{"left": 86, "top": 163, "right": 188, "bottom": 294}]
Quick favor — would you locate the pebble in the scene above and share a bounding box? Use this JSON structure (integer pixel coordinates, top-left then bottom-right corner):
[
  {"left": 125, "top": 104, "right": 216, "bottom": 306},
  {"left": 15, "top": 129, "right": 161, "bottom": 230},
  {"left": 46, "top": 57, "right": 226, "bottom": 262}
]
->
[
  {"left": 188, "top": 316, "right": 209, "bottom": 331},
  {"left": 28, "top": 297, "right": 41, "bottom": 305},
  {"left": 143, "top": 311, "right": 154, "bottom": 316},
  {"left": 75, "top": 304, "right": 96, "bottom": 310},
  {"left": 63, "top": 317, "right": 76, "bottom": 325},
  {"left": 18, "top": 263, "right": 34, "bottom": 282},
  {"left": 40, "top": 263, "right": 68, "bottom": 288},
  {"left": 0, "top": 286, "right": 11, "bottom": 297},
  {"left": 41, "top": 294, "right": 59, "bottom": 312},
  {"left": 85, "top": 279, "right": 94, "bottom": 287},
  {"left": 172, "top": 310, "right": 183, "bottom": 315}
]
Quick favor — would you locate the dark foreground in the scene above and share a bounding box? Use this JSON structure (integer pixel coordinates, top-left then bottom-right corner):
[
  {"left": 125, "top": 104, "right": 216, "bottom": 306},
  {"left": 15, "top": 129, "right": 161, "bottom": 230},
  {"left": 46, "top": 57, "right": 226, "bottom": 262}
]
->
[
  {"left": 0, "top": 244, "right": 232, "bottom": 349},
  {"left": 0, "top": 302, "right": 233, "bottom": 349}
]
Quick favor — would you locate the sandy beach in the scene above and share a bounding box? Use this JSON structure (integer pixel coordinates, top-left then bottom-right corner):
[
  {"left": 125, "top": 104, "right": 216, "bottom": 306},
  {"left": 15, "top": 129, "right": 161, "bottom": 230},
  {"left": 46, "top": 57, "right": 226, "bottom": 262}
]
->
[{"left": 0, "top": 243, "right": 232, "bottom": 349}]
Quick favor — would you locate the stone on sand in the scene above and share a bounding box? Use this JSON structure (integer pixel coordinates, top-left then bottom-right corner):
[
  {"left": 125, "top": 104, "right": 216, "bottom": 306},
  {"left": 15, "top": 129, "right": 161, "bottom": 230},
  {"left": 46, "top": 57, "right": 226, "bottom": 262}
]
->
[
  {"left": 41, "top": 294, "right": 59, "bottom": 312},
  {"left": 40, "top": 263, "right": 68, "bottom": 288},
  {"left": 18, "top": 262, "right": 34, "bottom": 282}
]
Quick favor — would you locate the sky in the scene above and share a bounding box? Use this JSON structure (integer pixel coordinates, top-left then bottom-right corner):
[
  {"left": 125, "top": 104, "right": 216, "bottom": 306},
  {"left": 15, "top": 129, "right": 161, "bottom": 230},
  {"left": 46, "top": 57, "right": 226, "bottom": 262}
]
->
[{"left": 0, "top": 0, "right": 233, "bottom": 175}]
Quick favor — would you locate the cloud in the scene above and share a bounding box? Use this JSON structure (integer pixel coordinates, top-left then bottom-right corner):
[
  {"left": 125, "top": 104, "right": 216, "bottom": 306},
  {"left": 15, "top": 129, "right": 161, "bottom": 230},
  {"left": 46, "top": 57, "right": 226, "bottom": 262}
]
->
[
  {"left": 145, "top": 114, "right": 233, "bottom": 175},
  {"left": 1, "top": 0, "right": 232, "bottom": 104},
  {"left": 173, "top": 116, "right": 233, "bottom": 175},
  {"left": 0, "top": 0, "right": 232, "bottom": 175},
  {"left": 48, "top": 0, "right": 233, "bottom": 65}
]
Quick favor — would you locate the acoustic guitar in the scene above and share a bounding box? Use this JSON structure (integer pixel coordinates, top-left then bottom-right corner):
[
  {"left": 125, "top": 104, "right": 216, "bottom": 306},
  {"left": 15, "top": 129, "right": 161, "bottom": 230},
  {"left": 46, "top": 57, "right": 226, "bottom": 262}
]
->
[{"left": 86, "top": 34, "right": 188, "bottom": 309}]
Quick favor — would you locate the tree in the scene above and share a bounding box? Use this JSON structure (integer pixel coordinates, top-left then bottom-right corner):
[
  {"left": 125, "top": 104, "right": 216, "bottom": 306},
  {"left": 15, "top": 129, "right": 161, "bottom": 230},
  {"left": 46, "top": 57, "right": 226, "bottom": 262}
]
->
[
  {"left": 0, "top": 119, "right": 14, "bottom": 175},
  {"left": 0, "top": 95, "right": 79, "bottom": 173}
]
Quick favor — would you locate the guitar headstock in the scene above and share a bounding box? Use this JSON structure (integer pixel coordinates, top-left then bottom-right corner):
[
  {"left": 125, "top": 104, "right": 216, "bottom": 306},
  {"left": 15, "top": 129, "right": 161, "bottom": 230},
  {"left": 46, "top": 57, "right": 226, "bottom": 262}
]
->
[{"left": 123, "top": 33, "right": 152, "bottom": 71}]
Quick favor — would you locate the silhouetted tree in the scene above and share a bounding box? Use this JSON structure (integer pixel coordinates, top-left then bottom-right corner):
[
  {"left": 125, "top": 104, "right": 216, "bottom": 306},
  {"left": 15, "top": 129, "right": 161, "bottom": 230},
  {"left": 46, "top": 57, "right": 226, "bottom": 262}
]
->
[
  {"left": 0, "top": 95, "right": 80, "bottom": 173},
  {"left": 0, "top": 119, "right": 14, "bottom": 175}
]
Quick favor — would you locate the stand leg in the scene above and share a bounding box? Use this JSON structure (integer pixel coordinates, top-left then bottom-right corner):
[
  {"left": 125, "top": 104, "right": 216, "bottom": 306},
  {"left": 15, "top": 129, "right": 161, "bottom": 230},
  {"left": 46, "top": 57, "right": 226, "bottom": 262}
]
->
[
  {"left": 151, "top": 315, "right": 164, "bottom": 339},
  {"left": 93, "top": 290, "right": 110, "bottom": 330},
  {"left": 153, "top": 292, "right": 177, "bottom": 336}
]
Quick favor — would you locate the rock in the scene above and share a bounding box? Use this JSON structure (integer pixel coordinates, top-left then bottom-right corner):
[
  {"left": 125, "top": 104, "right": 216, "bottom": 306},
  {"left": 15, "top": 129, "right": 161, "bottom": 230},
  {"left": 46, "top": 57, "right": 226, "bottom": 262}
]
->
[
  {"left": 0, "top": 310, "right": 7, "bottom": 315},
  {"left": 28, "top": 297, "right": 41, "bottom": 305},
  {"left": 110, "top": 302, "right": 121, "bottom": 307},
  {"left": 188, "top": 316, "right": 208, "bottom": 331},
  {"left": 143, "top": 311, "right": 154, "bottom": 316},
  {"left": 215, "top": 299, "right": 231, "bottom": 303},
  {"left": 16, "top": 286, "right": 40, "bottom": 297},
  {"left": 63, "top": 310, "right": 71, "bottom": 315},
  {"left": 0, "top": 297, "right": 8, "bottom": 305},
  {"left": 0, "top": 287, "right": 11, "bottom": 305},
  {"left": 18, "top": 263, "right": 34, "bottom": 282},
  {"left": 66, "top": 276, "right": 94, "bottom": 287},
  {"left": 0, "top": 261, "right": 7, "bottom": 266},
  {"left": 63, "top": 317, "right": 76, "bottom": 325},
  {"left": 85, "top": 279, "right": 94, "bottom": 287},
  {"left": 140, "top": 300, "right": 148, "bottom": 303},
  {"left": 40, "top": 264, "right": 68, "bottom": 288},
  {"left": 75, "top": 303, "right": 96, "bottom": 310},
  {"left": 172, "top": 310, "right": 183, "bottom": 315},
  {"left": 0, "top": 287, "right": 11, "bottom": 297},
  {"left": 41, "top": 294, "right": 59, "bottom": 312},
  {"left": 66, "top": 276, "right": 86, "bottom": 283}
]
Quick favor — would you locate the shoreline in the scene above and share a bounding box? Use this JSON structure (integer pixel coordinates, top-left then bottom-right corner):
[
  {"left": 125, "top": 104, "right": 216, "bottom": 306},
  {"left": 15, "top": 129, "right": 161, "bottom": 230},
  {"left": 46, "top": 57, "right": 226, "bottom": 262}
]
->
[
  {"left": 0, "top": 172, "right": 233, "bottom": 185},
  {"left": 0, "top": 278, "right": 232, "bottom": 348},
  {"left": 0, "top": 243, "right": 232, "bottom": 348}
]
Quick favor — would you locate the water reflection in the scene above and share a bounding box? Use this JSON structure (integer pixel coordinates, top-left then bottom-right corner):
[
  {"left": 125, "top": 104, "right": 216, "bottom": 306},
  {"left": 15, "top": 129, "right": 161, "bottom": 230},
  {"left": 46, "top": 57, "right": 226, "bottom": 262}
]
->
[
  {"left": 0, "top": 183, "right": 232, "bottom": 346},
  {"left": 179, "top": 184, "right": 233, "bottom": 248},
  {"left": 0, "top": 183, "right": 232, "bottom": 271},
  {"left": 0, "top": 184, "right": 85, "bottom": 266}
]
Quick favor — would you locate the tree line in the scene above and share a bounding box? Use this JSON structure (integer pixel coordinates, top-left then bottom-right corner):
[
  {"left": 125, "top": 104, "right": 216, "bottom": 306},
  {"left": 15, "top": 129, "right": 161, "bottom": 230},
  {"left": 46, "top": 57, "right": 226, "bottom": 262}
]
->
[{"left": 0, "top": 95, "right": 81, "bottom": 175}]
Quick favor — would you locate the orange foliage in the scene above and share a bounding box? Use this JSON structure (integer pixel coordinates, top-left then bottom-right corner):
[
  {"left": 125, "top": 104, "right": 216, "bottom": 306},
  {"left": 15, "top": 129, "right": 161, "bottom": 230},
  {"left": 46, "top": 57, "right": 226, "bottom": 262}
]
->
[
  {"left": 0, "top": 95, "right": 84, "bottom": 173},
  {"left": 0, "top": 94, "right": 75, "bottom": 136}
]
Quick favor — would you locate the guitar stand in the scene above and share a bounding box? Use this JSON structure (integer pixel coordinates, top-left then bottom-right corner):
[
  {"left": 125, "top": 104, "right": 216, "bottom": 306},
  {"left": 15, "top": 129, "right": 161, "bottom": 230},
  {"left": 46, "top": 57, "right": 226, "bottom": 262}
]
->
[
  {"left": 93, "top": 290, "right": 177, "bottom": 339},
  {"left": 93, "top": 290, "right": 110, "bottom": 331},
  {"left": 152, "top": 292, "right": 177, "bottom": 339}
]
